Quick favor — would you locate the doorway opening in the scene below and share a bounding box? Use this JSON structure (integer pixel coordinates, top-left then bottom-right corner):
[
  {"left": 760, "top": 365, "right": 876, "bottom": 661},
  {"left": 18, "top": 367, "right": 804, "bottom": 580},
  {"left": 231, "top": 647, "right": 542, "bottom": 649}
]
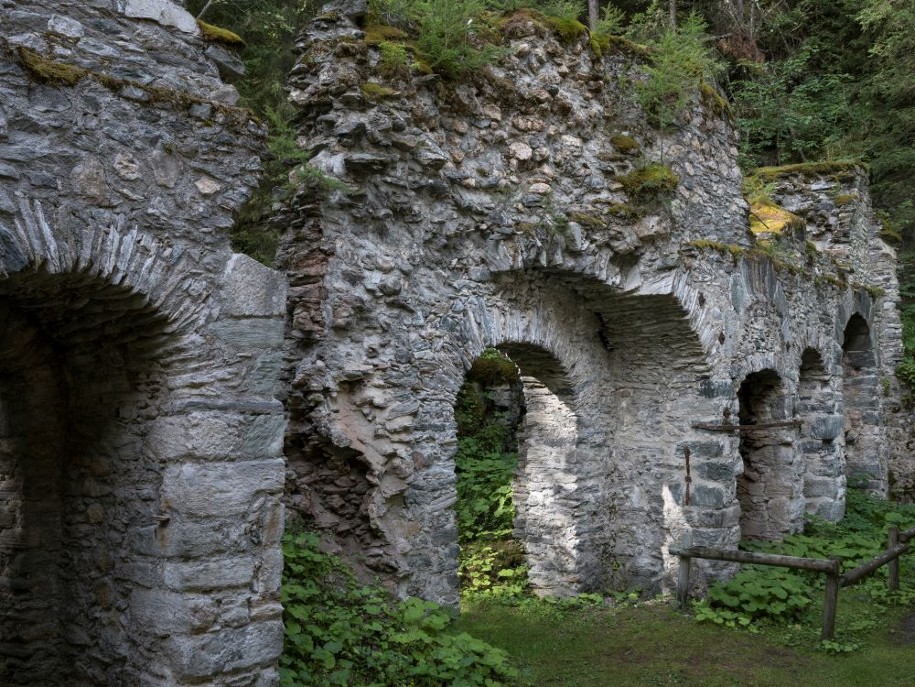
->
[
  {"left": 842, "top": 314, "right": 882, "bottom": 492},
  {"left": 736, "top": 369, "right": 803, "bottom": 540},
  {"left": 455, "top": 349, "right": 525, "bottom": 599}
]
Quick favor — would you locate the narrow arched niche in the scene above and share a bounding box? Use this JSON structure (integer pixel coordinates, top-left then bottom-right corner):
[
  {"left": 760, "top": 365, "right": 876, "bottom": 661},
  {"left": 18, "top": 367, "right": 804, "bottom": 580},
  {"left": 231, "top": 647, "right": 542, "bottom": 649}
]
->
[
  {"left": 736, "top": 369, "right": 803, "bottom": 540},
  {"left": 0, "top": 275, "right": 171, "bottom": 686},
  {"left": 798, "top": 348, "right": 846, "bottom": 520},
  {"left": 842, "top": 314, "right": 883, "bottom": 493}
]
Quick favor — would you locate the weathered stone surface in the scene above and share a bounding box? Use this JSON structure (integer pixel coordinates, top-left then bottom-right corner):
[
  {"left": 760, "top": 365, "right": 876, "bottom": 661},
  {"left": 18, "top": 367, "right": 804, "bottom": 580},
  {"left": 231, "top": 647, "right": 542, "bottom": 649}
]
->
[
  {"left": 280, "top": 9, "right": 903, "bottom": 606},
  {"left": 221, "top": 253, "right": 288, "bottom": 318},
  {"left": 0, "top": 1, "right": 285, "bottom": 683},
  {"left": 117, "top": 0, "right": 198, "bottom": 34}
]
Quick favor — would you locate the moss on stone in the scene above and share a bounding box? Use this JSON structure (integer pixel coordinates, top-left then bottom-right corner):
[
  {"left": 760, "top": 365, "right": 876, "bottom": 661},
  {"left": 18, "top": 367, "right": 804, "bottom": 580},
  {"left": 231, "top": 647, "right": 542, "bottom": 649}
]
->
[
  {"left": 754, "top": 161, "right": 862, "bottom": 182},
  {"left": 17, "top": 47, "right": 87, "bottom": 86},
  {"left": 861, "top": 283, "right": 886, "bottom": 298},
  {"left": 605, "top": 35, "right": 652, "bottom": 59},
  {"left": 360, "top": 82, "right": 398, "bottom": 101},
  {"left": 689, "top": 239, "right": 744, "bottom": 258},
  {"left": 805, "top": 240, "right": 819, "bottom": 259},
  {"left": 610, "top": 134, "right": 640, "bottom": 155},
  {"left": 607, "top": 203, "right": 638, "bottom": 219},
  {"left": 363, "top": 23, "right": 409, "bottom": 46},
  {"left": 589, "top": 33, "right": 611, "bottom": 58},
  {"left": 467, "top": 350, "right": 519, "bottom": 386},
  {"left": 833, "top": 193, "right": 858, "bottom": 206},
  {"left": 619, "top": 164, "right": 679, "bottom": 200},
  {"left": 196, "top": 19, "right": 246, "bottom": 47},
  {"left": 569, "top": 212, "right": 604, "bottom": 230},
  {"left": 542, "top": 16, "right": 588, "bottom": 44},
  {"left": 749, "top": 201, "right": 804, "bottom": 235},
  {"left": 15, "top": 47, "right": 257, "bottom": 130},
  {"left": 699, "top": 81, "right": 729, "bottom": 116}
]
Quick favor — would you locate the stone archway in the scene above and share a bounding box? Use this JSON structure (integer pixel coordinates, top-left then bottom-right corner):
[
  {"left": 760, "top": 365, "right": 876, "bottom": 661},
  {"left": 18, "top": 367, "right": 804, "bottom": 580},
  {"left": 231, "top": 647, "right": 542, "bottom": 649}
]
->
[
  {"left": 798, "top": 348, "right": 846, "bottom": 521},
  {"left": 842, "top": 313, "right": 884, "bottom": 493},
  {"left": 0, "top": 279, "right": 172, "bottom": 685},
  {"left": 736, "top": 369, "right": 803, "bottom": 540},
  {"left": 0, "top": 220, "right": 287, "bottom": 685}
]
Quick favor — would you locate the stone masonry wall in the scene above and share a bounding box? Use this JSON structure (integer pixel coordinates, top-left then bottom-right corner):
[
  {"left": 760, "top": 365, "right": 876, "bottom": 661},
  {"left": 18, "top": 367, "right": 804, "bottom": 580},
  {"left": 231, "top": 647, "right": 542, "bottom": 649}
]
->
[
  {"left": 1, "top": 1, "right": 286, "bottom": 684},
  {"left": 280, "top": 2, "right": 903, "bottom": 606}
]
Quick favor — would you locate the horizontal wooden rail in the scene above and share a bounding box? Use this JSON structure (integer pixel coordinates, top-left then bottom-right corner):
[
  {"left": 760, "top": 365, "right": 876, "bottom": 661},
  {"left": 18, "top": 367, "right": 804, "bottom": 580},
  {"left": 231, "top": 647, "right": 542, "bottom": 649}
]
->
[
  {"left": 669, "top": 546, "right": 839, "bottom": 574},
  {"left": 673, "top": 525, "right": 915, "bottom": 640},
  {"left": 841, "top": 541, "right": 911, "bottom": 586}
]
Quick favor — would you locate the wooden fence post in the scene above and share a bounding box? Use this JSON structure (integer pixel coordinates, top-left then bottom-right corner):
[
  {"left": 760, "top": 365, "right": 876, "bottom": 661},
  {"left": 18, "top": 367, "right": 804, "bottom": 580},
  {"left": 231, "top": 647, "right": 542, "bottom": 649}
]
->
[
  {"left": 821, "top": 557, "right": 841, "bottom": 641},
  {"left": 888, "top": 525, "right": 900, "bottom": 592},
  {"left": 677, "top": 555, "right": 691, "bottom": 610}
]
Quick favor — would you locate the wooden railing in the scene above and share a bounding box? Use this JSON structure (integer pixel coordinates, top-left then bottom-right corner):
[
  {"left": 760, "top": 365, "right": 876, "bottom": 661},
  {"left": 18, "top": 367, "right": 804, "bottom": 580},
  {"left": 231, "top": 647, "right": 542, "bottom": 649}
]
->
[{"left": 670, "top": 524, "right": 915, "bottom": 640}]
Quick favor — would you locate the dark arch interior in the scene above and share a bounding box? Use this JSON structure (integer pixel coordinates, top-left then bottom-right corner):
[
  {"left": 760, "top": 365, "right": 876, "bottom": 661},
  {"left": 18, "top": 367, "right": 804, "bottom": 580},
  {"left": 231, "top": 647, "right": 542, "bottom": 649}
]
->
[
  {"left": 736, "top": 369, "right": 801, "bottom": 540},
  {"left": 842, "top": 313, "right": 881, "bottom": 491},
  {"left": 0, "top": 275, "right": 170, "bottom": 685}
]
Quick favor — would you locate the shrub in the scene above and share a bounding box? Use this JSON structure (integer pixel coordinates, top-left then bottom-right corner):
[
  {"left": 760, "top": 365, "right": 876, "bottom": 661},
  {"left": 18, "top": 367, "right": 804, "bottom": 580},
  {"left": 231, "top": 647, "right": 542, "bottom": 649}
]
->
[
  {"left": 631, "top": 13, "right": 722, "bottom": 129},
  {"left": 280, "top": 531, "right": 520, "bottom": 686},
  {"left": 370, "top": 0, "right": 503, "bottom": 78}
]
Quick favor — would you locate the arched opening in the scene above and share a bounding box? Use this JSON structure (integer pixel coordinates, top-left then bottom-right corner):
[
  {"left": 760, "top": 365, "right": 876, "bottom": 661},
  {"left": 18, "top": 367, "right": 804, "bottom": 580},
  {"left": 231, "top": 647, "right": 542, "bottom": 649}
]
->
[
  {"left": 454, "top": 350, "right": 525, "bottom": 597},
  {"left": 454, "top": 344, "right": 586, "bottom": 598},
  {"left": 798, "top": 349, "right": 845, "bottom": 520},
  {"left": 842, "top": 314, "right": 883, "bottom": 492},
  {"left": 736, "top": 369, "right": 803, "bottom": 540},
  {"left": 0, "top": 276, "right": 170, "bottom": 685}
]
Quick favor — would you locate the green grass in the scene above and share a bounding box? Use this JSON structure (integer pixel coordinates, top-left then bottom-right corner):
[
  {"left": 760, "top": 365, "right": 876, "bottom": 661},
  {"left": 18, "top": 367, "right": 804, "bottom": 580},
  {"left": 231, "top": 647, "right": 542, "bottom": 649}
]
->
[{"left": 457, "top": 593, "right": 915, "bottom": 686}]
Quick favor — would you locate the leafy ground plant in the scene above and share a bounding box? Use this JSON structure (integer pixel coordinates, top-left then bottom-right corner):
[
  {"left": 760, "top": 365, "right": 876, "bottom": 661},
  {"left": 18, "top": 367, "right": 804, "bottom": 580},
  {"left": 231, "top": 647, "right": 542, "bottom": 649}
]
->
[
  {"left": 280, "top": 531, "right": 520, "bottom": 686},
  {"left": 692, "top": 489, "right": 915, "bottom": 644}
]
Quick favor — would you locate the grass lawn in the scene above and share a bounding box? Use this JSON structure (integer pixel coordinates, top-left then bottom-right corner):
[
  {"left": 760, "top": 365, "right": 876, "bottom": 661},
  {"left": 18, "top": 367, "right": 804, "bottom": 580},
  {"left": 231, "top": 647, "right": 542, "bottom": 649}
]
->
[{"left": 456, "top": 594, "right": 915, "bottom": 687}]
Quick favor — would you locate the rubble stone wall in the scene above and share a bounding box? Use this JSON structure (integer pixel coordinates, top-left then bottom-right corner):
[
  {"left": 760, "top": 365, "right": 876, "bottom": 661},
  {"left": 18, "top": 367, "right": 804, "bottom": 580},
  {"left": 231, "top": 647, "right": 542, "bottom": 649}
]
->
[
  {"left": 1, "top": 1, "right": 286, "bottom": 684},
  {"left": 281, "top": 2, "right": 903, "bottom": 605}
]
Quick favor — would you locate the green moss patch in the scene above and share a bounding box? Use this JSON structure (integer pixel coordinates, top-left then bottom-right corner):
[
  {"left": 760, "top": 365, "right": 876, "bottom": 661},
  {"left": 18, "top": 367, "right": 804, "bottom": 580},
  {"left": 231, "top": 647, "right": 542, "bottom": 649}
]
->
[
  {"left": 610, "top": 134, "right": 640, "bottom": 155},
  {"left": 834, "top": 193, "right": 859, "bottom": 206},
  {"left": 605, "top": 35, "right": 652, "bottom": 59},
  {"left": 754, "top": 161, "right": 862, "bottom": 182},
  {"left": 689, "top": 239, "right": 745, "bottom": 258},
  {"left": 360, "top": 82, "right": 398, "bottom": 100},
  {"left": 197, "top": 19, "right": 246, "bottom": 47},
  {"left": 17, "top": 47, "right": 87, "bottom": 86},
  {"left": 699, "top": 81, "right": 729, "bottom": 116},
  {"left": 542, "top": 16, "right": 588, "bottom": 44},
  {"left": 619, "top": 164, "right": 679, "bottom": 200},
  {"left": 15, "top": 47, "right": 256, "bottom": 129},
  {"left": 749, "top": 201, "right": 804, "bottom": 235},
  {"left": 569, "top": 212, "right": 604, "bottom": 230},
  {"left": 363, "top": 23, "right": 409, "bottom": 46}
]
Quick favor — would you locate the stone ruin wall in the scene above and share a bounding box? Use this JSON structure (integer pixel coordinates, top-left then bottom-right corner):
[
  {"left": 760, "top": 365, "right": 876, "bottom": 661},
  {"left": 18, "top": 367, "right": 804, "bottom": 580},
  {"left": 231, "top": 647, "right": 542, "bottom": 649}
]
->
[
  {"left": 280, "top": 2, "right": 904, "bottom": 607},
  {"left": 0, "top": 0, "right": 909, "bottom": 682},
  {"left": 1, "top": 1, "right": 286, "bottom": 685}
]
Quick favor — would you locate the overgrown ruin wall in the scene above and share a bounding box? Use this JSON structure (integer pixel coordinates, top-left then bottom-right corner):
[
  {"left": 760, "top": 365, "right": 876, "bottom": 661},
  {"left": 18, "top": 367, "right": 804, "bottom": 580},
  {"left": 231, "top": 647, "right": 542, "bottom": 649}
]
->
[
  {"left": 281, "top": 2, "right": 904, "bottom": 606},
  {"left": 1, "top": 0, "right": 909, "bottom": 680},
  {"left": 1, "top": 1, "right": 286, "bottom": 684}
]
